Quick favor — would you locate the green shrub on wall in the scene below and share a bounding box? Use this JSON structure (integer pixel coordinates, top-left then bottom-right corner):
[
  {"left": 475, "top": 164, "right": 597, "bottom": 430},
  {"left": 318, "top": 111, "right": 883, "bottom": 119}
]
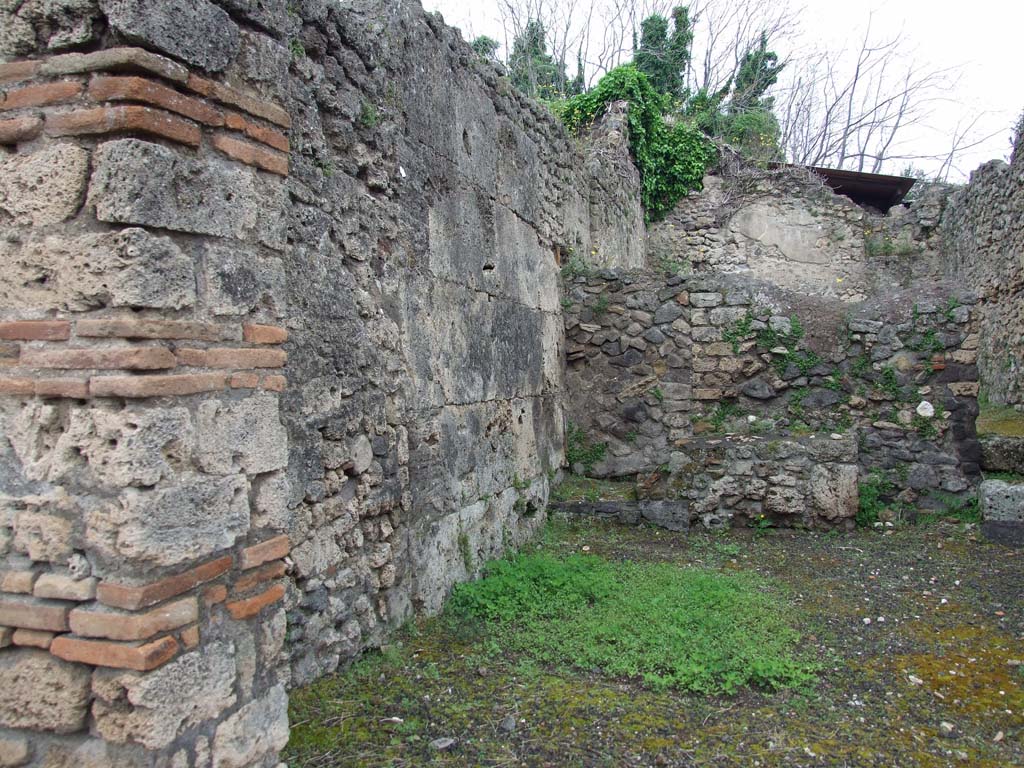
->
[{"left": 558, "top": 66, "right": 716, "bottom": 222}]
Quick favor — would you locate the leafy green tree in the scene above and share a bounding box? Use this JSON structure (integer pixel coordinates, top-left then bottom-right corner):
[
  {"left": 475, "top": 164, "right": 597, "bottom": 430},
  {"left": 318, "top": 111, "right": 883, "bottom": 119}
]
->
[
  {"left": 633, "top": 6, "right": 693, "bottom": 99},
  {"left": 560, "top": 65, "right": 715, "bottom": 221},
  {"left": 470, "top": 36, "right": 500, "bottom": 63},
  {"left": 730, "top": 32, "right": 784, "bottom": 113},
  {"left": 508, "top": 20, "right": 566, "bottom": 99}
]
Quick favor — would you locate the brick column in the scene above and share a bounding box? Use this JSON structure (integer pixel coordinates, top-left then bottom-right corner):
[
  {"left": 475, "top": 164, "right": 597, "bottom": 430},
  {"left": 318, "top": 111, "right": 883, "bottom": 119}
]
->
[{"left": 1, "top": 38, "right": 293, "bottom": 768}]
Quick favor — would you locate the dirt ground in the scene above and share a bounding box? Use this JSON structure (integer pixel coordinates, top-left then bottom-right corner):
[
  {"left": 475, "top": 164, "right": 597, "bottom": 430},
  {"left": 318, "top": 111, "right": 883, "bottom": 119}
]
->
[{"left": 286, "top": 516, "right": 1024, "bottom": 767}]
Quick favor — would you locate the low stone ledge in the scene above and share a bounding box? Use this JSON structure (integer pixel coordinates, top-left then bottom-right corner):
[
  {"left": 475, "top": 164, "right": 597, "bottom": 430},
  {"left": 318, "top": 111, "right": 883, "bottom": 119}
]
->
[
  {"left": 980, "top": 435, "right": 1024, "bottom": 474},
  {"left": 549, "top": 500, "right": 690, "bottom": 532}
]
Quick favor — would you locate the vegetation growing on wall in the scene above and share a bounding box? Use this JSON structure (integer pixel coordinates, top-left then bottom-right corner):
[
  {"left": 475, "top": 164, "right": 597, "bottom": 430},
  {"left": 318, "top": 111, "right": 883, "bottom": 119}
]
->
[{"left": 559, "top": 66, "right": 716, "bottom": 222}]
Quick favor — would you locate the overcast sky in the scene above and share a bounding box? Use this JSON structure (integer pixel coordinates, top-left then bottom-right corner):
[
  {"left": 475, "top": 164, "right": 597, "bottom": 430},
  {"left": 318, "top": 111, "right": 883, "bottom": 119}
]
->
[{"left": 421, "top": 0, "right": 1021, "bottom": 181}]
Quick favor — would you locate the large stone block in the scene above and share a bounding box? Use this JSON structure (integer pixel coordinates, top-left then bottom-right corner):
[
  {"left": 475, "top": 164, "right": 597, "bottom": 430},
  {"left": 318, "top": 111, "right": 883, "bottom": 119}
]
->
[
  {"left": 197, "top": 393, "right": 287, "bottom": 475},
  {"left": 0, "top": 228, "right": 196, "bottom": 312},
  {"left": 12, "top": 508, "right": 75, "bottom": 563},
  {"left": 809, "top": 464, "right": 859, "bottom": 520},
  {"left": 0, "top": 649, "right": 90, "bottom": 733},
  {"left": 0, "top": 143, "right": 89, "bottom": 226},
  {"left": 204, "top": 243, "right": 286, "bottom": 317},
  {"left": 980, "top": 479, "right": 1024, "bottom": 523},
  {"left": 212, "top": 684, "right": 289, "bottom": 768},
  {"left": 100, "top": 0, "right": 239, "bottom": 72},
  {"left": 89, "top": 139, "right": 284, "bottom": 247},
  {"left": 93, "top": 640, "right": 238, "bottom": 749},
  {"left": 980, "top": 435, "right": 1024, "bottom": 474},
  {"left": 0, "top": 0, "right": 100, "bottom": 57},
  {"left": 86, "top": 475, "right": 249, "bottom": 568},
  {"left": 51, "top": 406, "right": 194, "bottom": 488}
]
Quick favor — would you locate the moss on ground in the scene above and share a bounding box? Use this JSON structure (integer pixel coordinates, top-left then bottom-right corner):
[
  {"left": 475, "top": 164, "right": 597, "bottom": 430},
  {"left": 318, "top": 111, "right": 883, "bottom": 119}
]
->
[
  {"left": 549, "top": 473, "right": 636, "bottom": 502},
  {"left": 286, "top": 518, "right": 1023, "bottom": 767}
]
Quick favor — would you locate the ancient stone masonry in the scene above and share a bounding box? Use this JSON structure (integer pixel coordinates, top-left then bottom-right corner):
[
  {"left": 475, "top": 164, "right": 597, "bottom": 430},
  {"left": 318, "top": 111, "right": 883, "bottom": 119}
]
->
[
  {"left": 563, "top": 269, "right": 981, "bottom": 527},
  {"left": 0, "top": 0, "right": 648, "bottom": 765},
  {"left": 646, "top": 165, "right": 952, "bottom": 303},
  {"left": 0, "top": 0, "right": 1019, "bottom": 765},
  {"left": 1, "top": 22, "right": 294, "bottom": 768},
  {"left": 939, "top": 145, "right": 1024, "bottom": 407}
]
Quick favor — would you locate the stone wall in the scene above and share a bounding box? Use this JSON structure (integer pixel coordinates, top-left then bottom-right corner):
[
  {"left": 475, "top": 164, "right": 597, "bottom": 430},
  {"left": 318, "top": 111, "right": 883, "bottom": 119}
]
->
[
  {"left": 563, "top": 268, "right": 981, "bottom": 525},
  {"left": 0, "top": 0, "right": 645, "bottom": 765},
  {"left": 939, "top": 147, "right": 1024, "bottom": 406},
  {"left": 646, "top": 163, "right": 949, "bottom": 303}
]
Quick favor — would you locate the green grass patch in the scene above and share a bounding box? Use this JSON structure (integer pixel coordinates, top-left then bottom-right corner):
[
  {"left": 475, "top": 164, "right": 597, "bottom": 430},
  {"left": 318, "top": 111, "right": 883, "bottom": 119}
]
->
[
  {"left": 551, "top": 474, "right": 636, "bottom": 503},
  {"left": 447, "top": 552, "right": 817, "bottom": 695}
]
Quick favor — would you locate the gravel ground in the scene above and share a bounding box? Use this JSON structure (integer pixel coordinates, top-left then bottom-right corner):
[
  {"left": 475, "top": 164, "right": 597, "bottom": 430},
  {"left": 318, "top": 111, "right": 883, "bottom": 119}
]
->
[{"left": 286, "top": 516, "right": 1024, "bottom": 767}]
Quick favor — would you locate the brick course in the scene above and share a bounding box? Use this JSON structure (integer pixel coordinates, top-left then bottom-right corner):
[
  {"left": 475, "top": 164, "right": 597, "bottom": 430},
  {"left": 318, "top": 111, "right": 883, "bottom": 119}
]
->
[
  {"left": 76, "top": 318, "right": 236, "bottom": 342},
  {"left": 97, "top": 555, "right": 233, "bottom": 610},
  {"left": 89, "top": 75, "right": 224, "bottom": 126},
  {"left": 225, "top": 583, "right": 285, "bottom": 620},
  {"left": 0, "top": 81, "right": 82, "bottom": 110},
  {"left": 0, "top": 321, "right": 70, "bottom": 341},
  {"left": 212, "top": 134, "right": 288, "bottom": 175},
  {"left": 0, "top": 115, "right": 43, "bottom": 143},
  {"left": 69, "top": 597, "right": 197, "bottom": 641},
  {"left": 51, "top": 634, "right": 180, "bottom": 671},
  {"left": 90, "top": 373, "right": 228, "bottom": 398},
  {"left": 21, "top": 347, "right": 177, "bottom": 370},
  {"left": 176, "top": 348, "right": 287, "bottom": 369},
  {"left": 46, "top": 105, "right": 202, "bottom": 147},
  {"left": 239, "top": 535, "right": 290, "bottom": 570}
]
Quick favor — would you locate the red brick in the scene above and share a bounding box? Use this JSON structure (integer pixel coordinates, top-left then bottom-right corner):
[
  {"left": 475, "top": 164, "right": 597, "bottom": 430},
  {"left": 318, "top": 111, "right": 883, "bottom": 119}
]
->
[
  {"left": 239, "top": 535, "right": 290, "bottom": 570},
  {"left": 225, "top": 582, "right": 285, "bottom": 620},
  {"left": 203, "top": 584, "right": 228, "bottom": 607},
  {"left": 33, "top": 574, "right": 96, "bottom": 601},
  {"left": 35, "top": 378, "right": 89, "bottom": 398},
  {"left": 97, "top": 555, "right": 233, "bottom": 610},
  {"left": 242, "top": 324, "right": 288, "bottom": 344},
  {"left": 0, "top": 80, "right": 82, "bottom": 110},
  {"left": 0, "top": 320, "right": 70, "bottom": 341},
  {"left": 180, "top": 624, "right": 200, "bottom": 649},
  {"left": 21, "top": 346, "right": 176, "bottom": 370},
  {"left": 187, "top": 74, "right": 290, "bottom": 127},
  {"left": 0, "top": 342, "right": 18, "bottom": 366},
  {"left": 89, "top": 75, "right": 223, "bottom": 126},
  {"left": 76, "top": 318, "right": 235, "bottom": 342},
  {"left": 41, "top": 48, "right": 189, "bottom": 84},
  {"left": 70, "top": 596, "right": 197, "bottom": 641},
  {"left": 234, "top": 560, "right": 286, "bottom": 594},
  {"left": 211, "top": 134, "right": 288, "bottom": 175},
  {"left": 46, "top": 105, "right": 201, "bottom": 147},
  {"left": 176, "top": 348, "right": 286, "bottom": 369},
  {"left": 0, "top": 60, "right": 40, "bottom": 85},
  {"left": 0, "top": 571, "right": 37, "bottom": 595},
  {"left": 229, "top": 372, "right": 260, "bottom": 389},
  {"left": 12, "top": 628, "right": 54, "bottom": 649},
  {"left": 0, "top": 115, "right": 43, "bottom": 144},
  {"left": 0, "top": 378, "right": 34, "bottom": 396},
  {"left": 224, "top": 111, "right": 289, "bottom": 152},
  {"left": 0, "top": 597, "right": 70, "bottom": 631},
  {"left": 51, "top": 634, "right": 179, "bottom": 671},
  {"left": 260, "top": 374, "right": 286, "bottom": 392},
  {"left": 90, "top": 373, "right": 227, "bottom": 398}
]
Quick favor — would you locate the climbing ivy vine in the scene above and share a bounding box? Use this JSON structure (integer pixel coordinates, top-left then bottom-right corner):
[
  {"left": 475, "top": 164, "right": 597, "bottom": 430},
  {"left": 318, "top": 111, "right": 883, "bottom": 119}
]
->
[{"left": 559, "top": 66, "right": 716, "bottom": 223}]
